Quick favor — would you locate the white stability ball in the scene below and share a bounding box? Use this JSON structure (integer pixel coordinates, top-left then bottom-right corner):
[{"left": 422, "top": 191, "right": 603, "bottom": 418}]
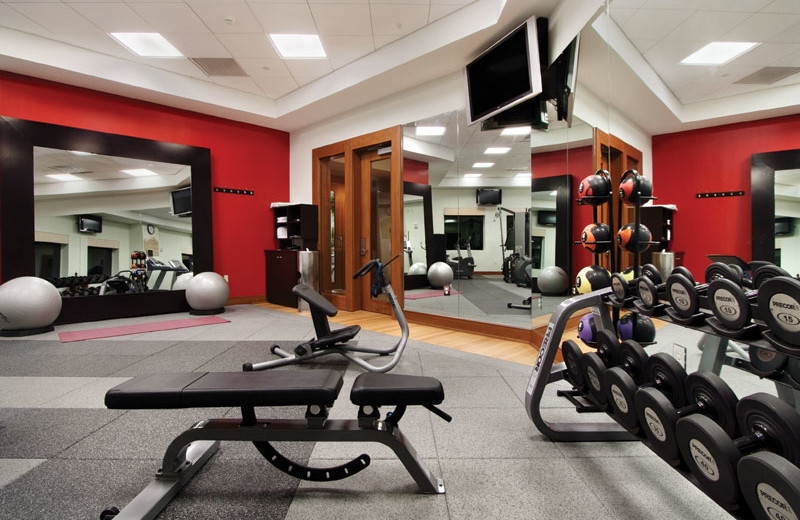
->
[
  {"left": 0, "top": 276, "right": 62, "bottom": 331},
  {"left": 537, "top": 266, "right": 569, "bottom": 295},
  {"left": 172, "top": 272, "right": 194, "bottom": 291},
  {"left": 408, "top": 262, "right": 427, "bottom": 276},
  {"left": 427, "top": 261, "right": 454, "bottom": 288},
  {"left": 185, "top": 272, "right": 229, "bottom": 311}
]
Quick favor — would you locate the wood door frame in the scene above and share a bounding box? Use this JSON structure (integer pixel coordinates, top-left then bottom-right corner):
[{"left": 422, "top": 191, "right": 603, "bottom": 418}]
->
[{"left": 312, "top": 126, "right": 403, "bottom": 313}]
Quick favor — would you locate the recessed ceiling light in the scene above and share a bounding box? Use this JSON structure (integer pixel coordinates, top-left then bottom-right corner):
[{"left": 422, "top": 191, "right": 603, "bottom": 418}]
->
[
  {"left": 416, "top": 126, "right": 446, "bottom": 136},
  {"left": 70, "top": 150, "right": 95, "bottom": 156},
  {"left": 463, "top": 173, "right": 482, "bottom": 178},
  {"left": 501, "top": 126, "right": 531, "bottom": 136},
  {"left": 473, "top": 162, "right": 494, "bottom": 168},
  {"left": 514, "top": 172, "right": 531, "bottom": 178},
  {"left": 485, "top": 147, "right": 511, "bottom": 154},
  {"left": 269, "top": 34, "right": 326, "bottom": 59},
  {"left": 46, "top": 173, "right": 82, "bottom": 182},
  {"left": 681, "top": 42, "right": 759, "bottom": 66},
  {"left": 110, "top": 33, "right": 183, "bottom": 57},
  {"left": 122, "top": 168, "right": 158, "bottom": 177}
]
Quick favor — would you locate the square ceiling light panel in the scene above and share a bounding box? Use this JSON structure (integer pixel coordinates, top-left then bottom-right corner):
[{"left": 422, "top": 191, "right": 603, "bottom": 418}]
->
[
  {"left": 681, "top": 42, "right": 758, "bottom": 66},
  {"left": 270, "top": 34, "right": 326, "bottom": 59},
  {"left": 110, "top": 33, "right": 183, "bottom": 57}
]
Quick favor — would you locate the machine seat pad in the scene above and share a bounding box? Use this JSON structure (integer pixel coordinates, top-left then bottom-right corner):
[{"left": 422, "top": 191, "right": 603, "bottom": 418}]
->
[
  {"left": 293, "top": 284, "right": 338, "bottom": 317},
  {"left": 350, "top": 373, "right": 444, "bottom": 407},
  {"left": 105, "top": 369, "right": 343, "bottom": 409},
  {"left": 314, "top": 325, "right": 361, "bottom": 346}
]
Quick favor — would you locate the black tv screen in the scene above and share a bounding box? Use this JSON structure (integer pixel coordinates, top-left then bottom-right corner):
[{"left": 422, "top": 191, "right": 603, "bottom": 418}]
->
[
  {"left": 171, "top": 186, "right": 192, "bottom": 217},
  {"left": 476, "top": 188, "right": 502, "bottom": 205},
  {"left": 78, "top": 214, "right": 102, "bottom": 233},
  {"left": 465, "top": 16, "right": 542, "bottom": 124},
  {"left": 775, "top": 217, "right": 794, "bottom": 235},
  {"left": 537, "top": 210, "right": 556, "bottom": 226},
  {"left": 542, "top": 35, "right": 580, "bottom": 126}
]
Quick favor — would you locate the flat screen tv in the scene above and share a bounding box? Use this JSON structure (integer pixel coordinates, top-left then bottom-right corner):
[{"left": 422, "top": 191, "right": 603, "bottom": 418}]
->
[
  {"left": 541, "top": 35, "right": 580, "bottom": 126},
  {"left": 78, "top": 214, "right": 102, "bottom": 233},
  {"left": 171, "top": 186, "right": 192, "bottom": 217},
  {"left": 537, "top": 210, "right": 556, "bottom": 226},
  {"left": 775, "top": 217, "right": 794, "bottom": 236},
  {"left": 465, "top": 15, "right": 542, "bottom": 125},
  {"left": 476, "top": 188, "right": 502, "bottom": 206}
]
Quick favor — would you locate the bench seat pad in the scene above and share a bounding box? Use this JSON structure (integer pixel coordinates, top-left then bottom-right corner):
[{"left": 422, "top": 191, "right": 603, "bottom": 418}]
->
[
  {"left": 105, "top": 369, "right": 343, "bottom": 409},
  {"left": 350, "top": 373, "right": 444, "bottom": 406}
]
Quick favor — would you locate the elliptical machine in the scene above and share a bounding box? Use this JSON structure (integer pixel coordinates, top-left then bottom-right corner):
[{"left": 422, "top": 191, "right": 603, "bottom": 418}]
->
[{"left": 245, "top": 254, "right": 409, "bottom": 373}]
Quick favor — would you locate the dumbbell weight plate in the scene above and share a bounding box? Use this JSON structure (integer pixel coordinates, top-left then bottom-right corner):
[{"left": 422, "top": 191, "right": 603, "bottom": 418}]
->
[
  {"left": 748, "top": 346, "right": 788, "bottom": 377},
  {"left": 641, "top": 263, "right": 662, "bottom": 285},
  {"left": 708, "top": 278, "right": 753, "bottom": 330},
  {"left": 604, "top": 366, "right": 641, "bottom": 431},
  {"left": 637, "top": 276, "right": 660, "bottom": 309},
  {"left": 561, "top": 340, "right": 586, "bottom": 391},
  {"left": 619, "top": 340, "right": 649, "bottom": 383},
  {"left": 595, "top": 329, "right": 622, "bottom": 366},
  {"left": 736, "top": 393, "right": 800, "bottom": 468},
  {"left": 753, "top": 264, "right": 791, "bottom": 290},
  {"left": 757, "top": 277, "right": 800, "bottom": 351},
  {"left": 666, "top": 273, "right": 700, "bottom": 318},
  {"left": 738, "top": 452, "right": 800, "bottom": 520},
  {"left": 581, "top": 352, "right": 610, "bottom": 404},
  {"left": 611, "top": 273, "right": 630, "bottom": 301},
  {"left": 671, "top": 266, "right": 694, "bottom": 285},
  {"left": 647, "top": 353, "right": 688, "bottom": 407},
  {"left": 705, "top": 262, "right": 740, "bottom": 285}
]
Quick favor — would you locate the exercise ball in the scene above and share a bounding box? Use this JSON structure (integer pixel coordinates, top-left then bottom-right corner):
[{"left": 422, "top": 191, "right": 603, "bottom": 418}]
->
[
  {"left": 580, "top": 222, "right": 612, "bottom": 253},
  {"left": 617, "top": 312, "right": 656, "bottom": 342},
  {"left": 0, "top": 276, "right": 62, "bottom": 333},
  {"left": 577, "top": 170, "right": 611, "bottom": 204},
  {"left": 427, "top": 262, "right": 454, "bottom": 288},
  {"left": 576, "top": 265, "right": 612, "bottom": 295},
  {"left": 577, "top": 313, "right": 597, "bottom": 344},
  {"left": 537, "top": 266, "right": 569, "bottom": 295},
  {"left": 617, "top": 223, "right": 652, "bottom": 253},
  {"left": 172, "top": 272, "right": 194, "bottom": 291},
  {"left": 408, "top": 262, "right": 427, "bottom": 276},
  {"left": 185, "top": 272, "right": 229, "bottom": 312}
]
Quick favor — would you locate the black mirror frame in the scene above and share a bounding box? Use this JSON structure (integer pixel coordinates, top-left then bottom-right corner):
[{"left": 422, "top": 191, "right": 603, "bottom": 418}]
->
[
  {"left": 402, "top": 181, "right": 434, "bottom": 290},
  {"left": 750, "top": 149, "right": 800, "bottom": 263},
  {"left": 0, "top": 116, "right": 213, "bottom": 324},
  {"left": 531, "top": 174, "right": 572, "bottom": 277}
]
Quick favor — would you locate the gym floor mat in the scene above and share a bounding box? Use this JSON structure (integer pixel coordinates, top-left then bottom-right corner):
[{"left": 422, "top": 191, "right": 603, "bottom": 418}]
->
[{"left": 58, "top": 316, "right": 230, "bottom": 343}]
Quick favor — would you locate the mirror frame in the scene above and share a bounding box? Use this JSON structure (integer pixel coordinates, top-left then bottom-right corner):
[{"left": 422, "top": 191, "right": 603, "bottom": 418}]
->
[
  {"left": 751, "top": 149, "right": 800, "bottom": 263},
  {"left": 0, "top": 116, "right": 213, "bottom": 324},
  {"left": 531, "top": 174, "right": 572, "bottom": 278}
]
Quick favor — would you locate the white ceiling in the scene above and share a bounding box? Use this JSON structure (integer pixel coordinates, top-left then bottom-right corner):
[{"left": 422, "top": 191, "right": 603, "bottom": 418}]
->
[{"left": 0, "top": 0, "right": 798, "bottom": 136}]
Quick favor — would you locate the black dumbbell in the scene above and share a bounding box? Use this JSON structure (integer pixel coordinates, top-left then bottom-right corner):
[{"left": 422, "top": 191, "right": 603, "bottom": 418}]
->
[
  {"left": 561, "top": 340, "right": 588, "bottom": 392},
  {"left": 603, "top": 351, "right": 687, "bottom": 433},
  {"left": 738, "top": 452, "right": 800, "bottom": 520},
  {"left": 676, "top": 393, "right": 800, "bottom": 508},
  {"left": 757, "top": 276, "right": 800, "bottom": 354},
  {"left": 748, "top": 346, "right": 788, "bottom": 377},
  {"left": 579, "top": 329, "right": 621, "bottom": 405},
  {"left": 635, "top": 371, "right": 739, "bottom": 465},
  {"left": 611, "top": 264, "right": 662, "bottom": 302},
  {"left": 664, "top": 263, "right": 742, "bottom": 320}
]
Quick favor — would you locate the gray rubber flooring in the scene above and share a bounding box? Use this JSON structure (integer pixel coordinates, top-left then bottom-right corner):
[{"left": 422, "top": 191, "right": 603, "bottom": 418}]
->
[{"left": 0, "top": 304, "right": 782, "bottom": 519}]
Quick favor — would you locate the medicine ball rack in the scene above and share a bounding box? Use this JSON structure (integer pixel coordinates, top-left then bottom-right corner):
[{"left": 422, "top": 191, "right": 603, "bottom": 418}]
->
[{"left": 525, "top": 279, "right": 800, "bottom": 518}]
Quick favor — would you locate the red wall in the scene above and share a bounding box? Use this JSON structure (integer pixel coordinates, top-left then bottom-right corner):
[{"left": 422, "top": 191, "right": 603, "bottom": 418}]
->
[
  {"left": 532, "top": 145, "right": 593, "bottom": 279},
  {"left": 403, "top": 158, "right": 429, "bottom": 184},
  {"left": 0, "top": 72, "right": 290, "bottom": 299},
  {"left": 652, "top": 114, "right": 800, "bottom": 278}
]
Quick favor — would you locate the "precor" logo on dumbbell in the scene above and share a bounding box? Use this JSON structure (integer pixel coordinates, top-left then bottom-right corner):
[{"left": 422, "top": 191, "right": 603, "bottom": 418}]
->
[
  {"left": 757, "top": 482, "right": 798, "bottom": 520},
  {"left": 770, "top": 294, "right": 800, "bottom": 332},
  {"left": 689, "top": 438, "right": 720, "bottom": 482}
]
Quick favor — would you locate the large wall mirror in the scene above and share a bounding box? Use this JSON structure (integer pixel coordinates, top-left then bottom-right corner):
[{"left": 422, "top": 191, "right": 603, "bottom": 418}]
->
[{"left": 0, "top": 117, "right": 212, "bottom": 324}]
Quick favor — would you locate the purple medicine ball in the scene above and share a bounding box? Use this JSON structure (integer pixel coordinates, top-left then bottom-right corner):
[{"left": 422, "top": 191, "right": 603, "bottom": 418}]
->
[{"left": 577, "top": 313, "right": 596, "bottom": 343}]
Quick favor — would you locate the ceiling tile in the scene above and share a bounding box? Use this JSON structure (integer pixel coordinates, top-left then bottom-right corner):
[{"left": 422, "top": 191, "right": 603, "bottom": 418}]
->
[
  {"left": 630, "top": 38, "right": 659, "bottom": 54},
  {"left": 643, "top": 40, "right": 707, "bottom": 69},
  {"left": 0, "top": 4, "right": 47, "bottom": 33},
  {"left": 248, "top": 0, "right": 308, "bottom": 4},
  {"left": 609, "top": 8, "right": 638, "bottom": 27},
  {"left": 429, "top": 4, "right": 460, "bottom": 22},
  {"left": 217, "top": 33, "right": 280, "bottom": 59},
  {"left": 236, "top": 57, "right": 293, "bottom": 77},
  {"left": 371, "top": 5, "right": 428, "bottom": 37},
  {"left": 133, "top": 56, "right": 209, "bottom": 79},
  {"left": 310, "top": 4, "right": 371, "bottom": 36},
  {"left": 211, "top": 76, "right": 265, "bottom": 95},
  {"left": 663, "top": 11, "right": 751, "bottom": 42},
  {"left": 621, "top": 8, "right": 693, "bottom": 41},
  {"left": 8, "top": 3, "right": 101, "bottom": 35},
  {"left": 373, "top": 35, "right": 401, "bottom": 49},
  {"left": 726, "top": 12, "right": 800, "bottom": 42},
  {"left": 762, "top": 0, "right": 800, "bottom": 13},
  {"left": 766, "top": 18, "right": 800, "bottom": 43},
  {"left": 672, "top": 82, "right": 723, "bottom": 104},
  {"left": 185, "top": 0, "right": 264, "bottom": 34},
  {"left": 609, "top": 0, "right": 647, "bottom": 8},
  {"left": 285, "top": 58, "right": 333, "bottom": 85},
  {"left": 321, "top": 36, "right": 374, "bottom": 69},
  {"left": 164, "top": 33, "right": 232, "bottom": 58},
  {"left": 640, "top": 0, "right": 697, "bottom": 9},
  {"left": 252, "top": 75, "right": 299, "bottom": 98},
  {"left": 129, "top": 3, "right": 209, "bottom": 33},
  {"left": 308, "top": 0, "right": 368, "bottom": 4},
  {"left": 67, "top": 3, "right": 152, "bottom": 32},
  {"left": 370, "top": 0, "right": 428, "bottom": 4},
  {"left": 729, "top": 42, "right": 800, "bottom": 67},
  {"left": 249, "top": 3, "right": 317, "bottom": 33}
]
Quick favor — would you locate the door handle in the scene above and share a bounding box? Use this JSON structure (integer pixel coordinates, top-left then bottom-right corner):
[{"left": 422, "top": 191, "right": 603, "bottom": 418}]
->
[{"left": 360, "top": 238, "right": 367, "bottom": 256}]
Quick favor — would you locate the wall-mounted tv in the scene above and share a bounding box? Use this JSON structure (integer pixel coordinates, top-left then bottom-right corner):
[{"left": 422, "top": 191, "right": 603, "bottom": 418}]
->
[
  {"left": 171, "top": 186, "right": 192, "bottom": 217},
  {"left": 775, "top": 217, "right": 794, "bottom": 236},
  {"left": 541, "top": 35, "right": 580, "bottom": 126},
  {"left": 537, "top": 210, "right": 556, "bottom": 226},
  {"left": 476, "top": 188, "right": 502, "bottom": 205},
  {"left": 78, "top": 214, "right": 102, "bottom": 233},
  {"left": 465, "top": 15, "right": 542, "bottom": 125}
]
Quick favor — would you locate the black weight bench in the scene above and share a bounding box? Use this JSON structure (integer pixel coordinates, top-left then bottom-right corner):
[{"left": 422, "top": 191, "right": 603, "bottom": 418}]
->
[{"left": 103, "top": 370, "right": 450, "bottom": 520}]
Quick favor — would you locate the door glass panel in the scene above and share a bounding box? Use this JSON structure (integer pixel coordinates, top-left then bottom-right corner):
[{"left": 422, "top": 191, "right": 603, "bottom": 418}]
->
[
  {"left": 319, "top": 154, "right": 345, "bottom": 294},
  {"left": 370, "top": 157, "right": 392, "bottom": 300}
]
